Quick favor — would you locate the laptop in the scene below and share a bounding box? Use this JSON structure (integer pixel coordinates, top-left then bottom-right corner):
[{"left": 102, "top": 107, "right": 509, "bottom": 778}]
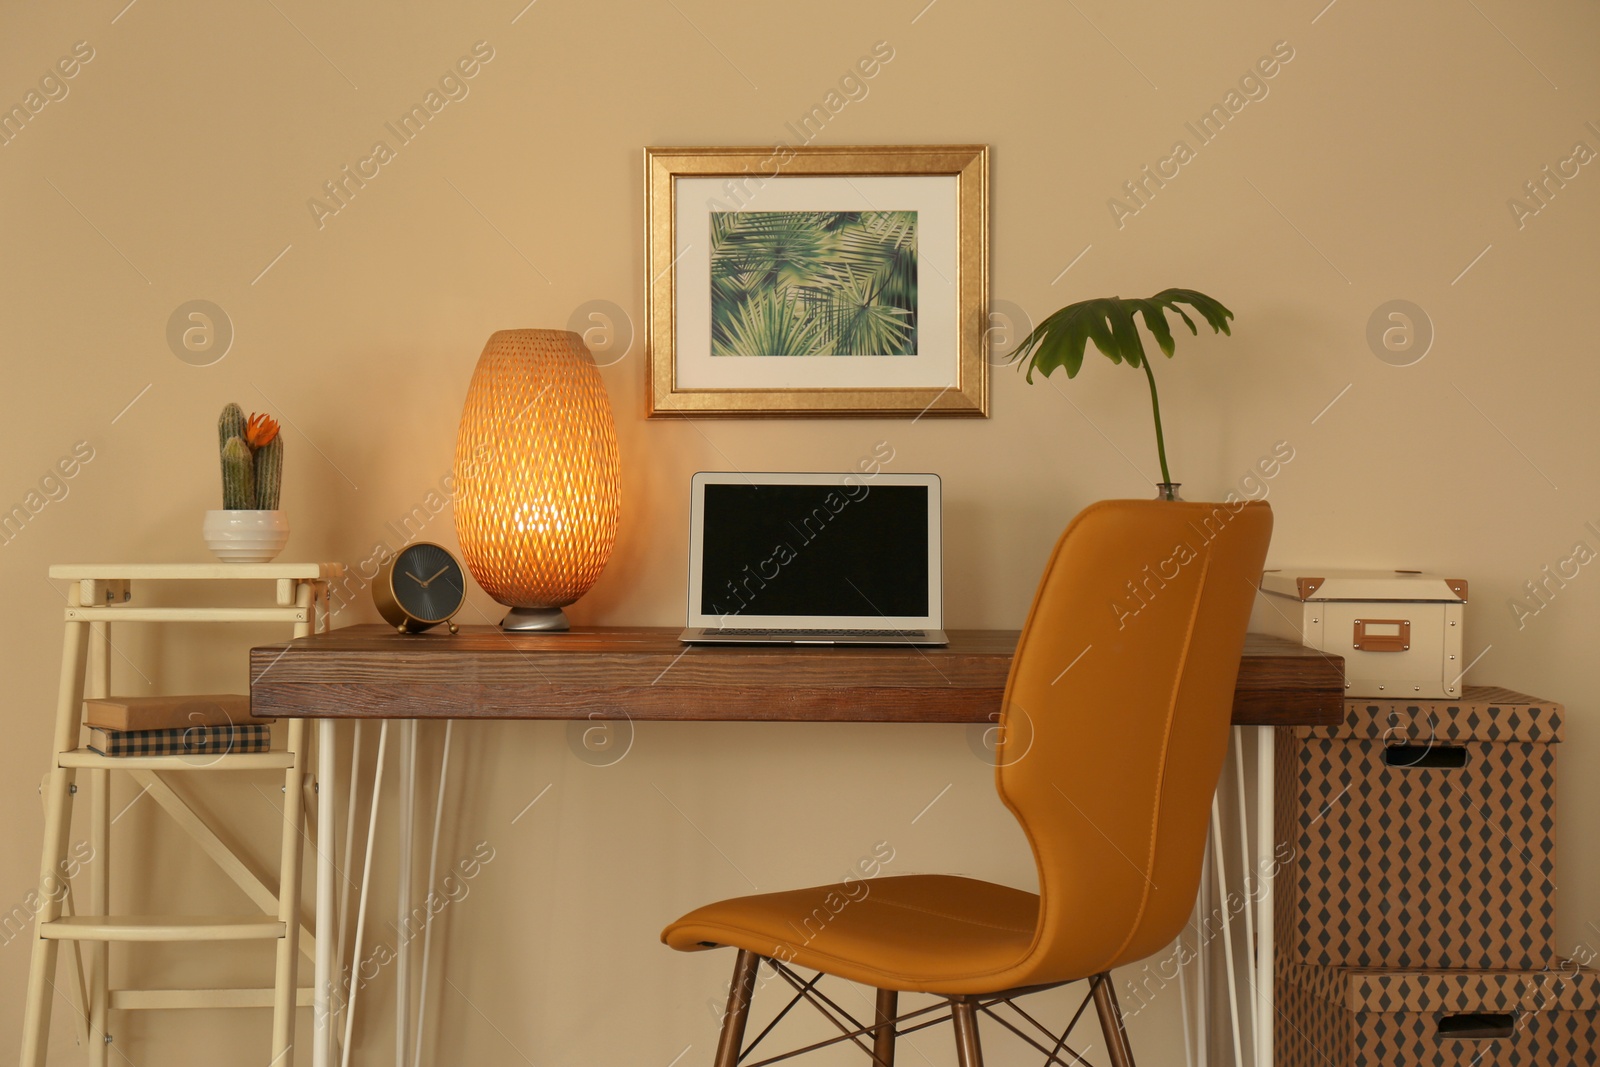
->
[{"left": 681, "top": 472, "right": 947, "bottom": 646}]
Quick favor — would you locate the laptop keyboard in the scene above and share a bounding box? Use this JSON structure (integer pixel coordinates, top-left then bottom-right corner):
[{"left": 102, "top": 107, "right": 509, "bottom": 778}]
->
[{"left": 703, "top": 628, "right": 928, "bottom": 638}]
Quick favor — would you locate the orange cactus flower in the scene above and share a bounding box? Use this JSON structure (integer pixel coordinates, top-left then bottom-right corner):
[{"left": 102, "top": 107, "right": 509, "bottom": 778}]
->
[{"left": 245, "top": 413, "right": 280, "bottom": 449}]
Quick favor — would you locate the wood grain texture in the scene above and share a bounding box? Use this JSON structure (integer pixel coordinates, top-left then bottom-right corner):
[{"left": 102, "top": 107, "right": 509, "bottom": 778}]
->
[{"left": 251, "top": 626, "right": 1343, "bottom": 726}]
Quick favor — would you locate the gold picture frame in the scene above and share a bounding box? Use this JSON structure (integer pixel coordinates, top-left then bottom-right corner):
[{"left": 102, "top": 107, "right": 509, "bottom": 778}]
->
[{"left": 644, "top": 144, "right": 989, "bottom": 418}]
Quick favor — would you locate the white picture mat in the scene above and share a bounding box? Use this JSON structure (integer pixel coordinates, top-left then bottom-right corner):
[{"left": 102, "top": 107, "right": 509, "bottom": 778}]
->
[
  {"left": 685, "top": 471, "right": 944, "bottom": 629},
  {"left": 673, "top": 176, "right": 960, "bottom": 390}
]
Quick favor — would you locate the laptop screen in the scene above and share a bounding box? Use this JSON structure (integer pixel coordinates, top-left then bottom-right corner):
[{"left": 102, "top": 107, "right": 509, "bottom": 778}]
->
[{"left": 699, "top": 481, "right": 931, "bottom": 621}]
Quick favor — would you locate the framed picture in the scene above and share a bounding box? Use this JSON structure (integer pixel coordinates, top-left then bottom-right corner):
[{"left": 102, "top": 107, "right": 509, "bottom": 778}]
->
[{"left": 644, "top": 144, "right": 989, "bottom": 418}]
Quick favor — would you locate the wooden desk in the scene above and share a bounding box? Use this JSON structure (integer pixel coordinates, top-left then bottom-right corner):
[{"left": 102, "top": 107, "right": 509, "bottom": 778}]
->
[
  {"left": 253, "top": 626, "right": 1341, "bottom": 1067},
  {"left": 251, "top": 626, "right": 1343, "bottom": 726}
]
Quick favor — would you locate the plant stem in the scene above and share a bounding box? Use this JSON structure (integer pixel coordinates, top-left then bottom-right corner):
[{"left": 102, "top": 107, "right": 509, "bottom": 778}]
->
[{"left": 1141, "top": 358, "right": 1173, "bottom": 485}]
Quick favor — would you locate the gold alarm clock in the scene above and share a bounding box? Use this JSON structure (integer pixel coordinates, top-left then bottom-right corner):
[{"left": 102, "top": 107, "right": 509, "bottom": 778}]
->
[{"left": 372, "top": 542, "right": 466, "bottom": 634}]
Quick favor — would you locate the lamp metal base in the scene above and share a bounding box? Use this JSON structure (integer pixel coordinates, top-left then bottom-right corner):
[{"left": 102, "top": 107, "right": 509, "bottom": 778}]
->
[{"left": 501, "top": 606, "right": 571, "bottom": 632}]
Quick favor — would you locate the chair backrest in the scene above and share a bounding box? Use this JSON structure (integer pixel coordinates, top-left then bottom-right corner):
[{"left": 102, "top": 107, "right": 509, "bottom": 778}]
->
[{"left": 995, "top": 499, "right": 1272, "bottom": 985}]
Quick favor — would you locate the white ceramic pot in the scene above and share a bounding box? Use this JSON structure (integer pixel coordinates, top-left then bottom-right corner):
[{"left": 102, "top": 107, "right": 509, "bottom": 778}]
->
[{"left": 203, "top": 509, "right": 290, "bottom": 563}]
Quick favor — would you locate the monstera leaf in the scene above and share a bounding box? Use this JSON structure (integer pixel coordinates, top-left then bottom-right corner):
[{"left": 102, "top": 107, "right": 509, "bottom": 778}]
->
[{"left": 1011, "top": 288, "right": 1234, "bottom": 486}]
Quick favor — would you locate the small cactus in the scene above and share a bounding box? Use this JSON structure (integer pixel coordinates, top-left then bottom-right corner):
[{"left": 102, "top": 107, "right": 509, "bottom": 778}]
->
[
  {"left": 217, "top": 403, "right": 282, "bottom": 510},
  {"left": 221, "top": 436, "right": 256, "bottom": 509},
  {"left": 254, "top": 435, "right": 283, "bottom": 510}
]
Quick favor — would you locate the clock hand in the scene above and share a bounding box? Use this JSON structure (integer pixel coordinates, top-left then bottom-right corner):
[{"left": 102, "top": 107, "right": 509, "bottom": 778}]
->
[
  {"left": 404, "top": 571, "right": 426, "bottom": 585},
  {"left": 420, "top": 566, "right": 451, "bottom": 587}
]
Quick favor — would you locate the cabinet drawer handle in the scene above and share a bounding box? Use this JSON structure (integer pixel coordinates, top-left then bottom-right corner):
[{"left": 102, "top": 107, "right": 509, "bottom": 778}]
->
[
  {"left": 1384, "top": 743, "right": 1467, "bottom": 769},
  {"left": 1436, "top": 1011, "right": 1516, "bottom": 1039}
]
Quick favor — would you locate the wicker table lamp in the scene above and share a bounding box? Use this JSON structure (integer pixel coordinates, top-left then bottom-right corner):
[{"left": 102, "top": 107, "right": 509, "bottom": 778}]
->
[{"left": 452, "top": 329, "right": 621, "bottom": 631}]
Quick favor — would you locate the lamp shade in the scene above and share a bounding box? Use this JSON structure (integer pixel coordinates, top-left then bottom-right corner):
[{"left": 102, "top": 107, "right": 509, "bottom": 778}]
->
[{"left": 452, "top": 329, "right": 620, "bottom": 630}]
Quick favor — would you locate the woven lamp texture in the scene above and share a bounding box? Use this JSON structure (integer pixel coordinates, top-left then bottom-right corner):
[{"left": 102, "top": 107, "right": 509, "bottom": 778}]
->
[{"left": 452, "top": 329, "right": 620, "bottom": 610}]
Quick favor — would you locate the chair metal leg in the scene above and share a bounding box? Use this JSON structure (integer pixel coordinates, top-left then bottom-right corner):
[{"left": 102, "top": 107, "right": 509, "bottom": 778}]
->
[
  {"left": 1092, "top": 973, "right": 1137, "bottom": 1067},
  {"left": 872, "top": 988, "right": 897, "bottom": 1067},
  {"left": 951, "top": 998, "right": 984, "bottom": 1067},
  {"left": 714, "top": 950, "right": 761, "bottom": 1067}
]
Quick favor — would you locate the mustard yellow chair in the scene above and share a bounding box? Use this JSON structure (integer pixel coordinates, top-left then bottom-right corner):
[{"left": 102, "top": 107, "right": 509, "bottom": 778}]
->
[{"left": 664, "top": 499, "right": 1273, "bottom": 1067}]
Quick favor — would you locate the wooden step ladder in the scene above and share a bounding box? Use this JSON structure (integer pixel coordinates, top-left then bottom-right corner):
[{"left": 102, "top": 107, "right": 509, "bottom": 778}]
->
[{"left": 21, "top": 563, "right": 342, "bottom": 1067}]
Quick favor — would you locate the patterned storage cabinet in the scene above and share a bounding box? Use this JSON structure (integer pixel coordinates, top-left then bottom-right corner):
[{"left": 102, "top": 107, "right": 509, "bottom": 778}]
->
[
  {"left": 1276, "top": 688, "right": 1562, "bottom": 971},
  {"left": 1279, "top": 961, "right": 1600, "bottom": 1067}
]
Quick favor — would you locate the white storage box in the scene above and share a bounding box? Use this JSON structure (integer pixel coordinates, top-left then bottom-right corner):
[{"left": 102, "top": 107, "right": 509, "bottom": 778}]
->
[{"left": 1257, "top": 570, "right": 1468, "bottom": 698}]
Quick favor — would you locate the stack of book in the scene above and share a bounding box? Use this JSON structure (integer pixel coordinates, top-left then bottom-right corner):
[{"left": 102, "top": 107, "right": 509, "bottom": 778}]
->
[{"left": 83, "top": 694, "right": 273, "bottom": 757}]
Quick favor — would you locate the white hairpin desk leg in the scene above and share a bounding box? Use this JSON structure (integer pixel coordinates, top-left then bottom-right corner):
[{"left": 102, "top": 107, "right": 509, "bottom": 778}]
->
[
  {"left": 333, "top": 720, "right": 364, "bottom": 1064},
  {"left": 396, "top": 720, "right": 417, "bottom": 1067},
  {"left": 1209, "top": 793, "right": 1245, "bottom": 1066},
  {"left": 413, "top": 721, "right": 453, "bottom": 1067},
  {"left": 1196, "top": 729, "right": 1281, "bottom": 1067},
  {"left": 1255, "top": 726, "right": 1276, "bottom": 1067},
  {"left": 342, "top": 722, "right": 390, "bottom": 1067},
  {"left": 1230, "top": 735, "right": 1259, "bottom": 1066},
  {"left": 313, "top": 718, "right": 337, "bottom": 1067}
]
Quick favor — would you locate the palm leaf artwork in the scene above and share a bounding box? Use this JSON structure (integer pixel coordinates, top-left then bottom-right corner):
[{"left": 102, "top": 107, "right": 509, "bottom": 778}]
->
[
  {"left": 709, "top": 211, "right": 918, "bottom": 357},
  {"left": 1011, "top": 289, "right": 1234, "bottom": 487}
]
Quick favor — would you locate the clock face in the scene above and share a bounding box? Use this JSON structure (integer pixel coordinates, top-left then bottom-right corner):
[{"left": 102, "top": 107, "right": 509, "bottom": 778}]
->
[{"left": 390, "top": 543, "right": 467, "bottom": 623}]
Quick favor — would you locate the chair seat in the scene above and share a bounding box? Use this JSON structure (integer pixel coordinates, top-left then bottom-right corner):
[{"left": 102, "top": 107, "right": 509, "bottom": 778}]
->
[{"left": 662, "top": 874, "right": 1040, "bottom": 993}]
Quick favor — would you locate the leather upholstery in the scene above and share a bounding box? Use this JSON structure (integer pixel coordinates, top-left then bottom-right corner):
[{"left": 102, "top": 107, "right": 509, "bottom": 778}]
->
[{"left": 664, "top": 499, "right": 1274, "bottom": 995}]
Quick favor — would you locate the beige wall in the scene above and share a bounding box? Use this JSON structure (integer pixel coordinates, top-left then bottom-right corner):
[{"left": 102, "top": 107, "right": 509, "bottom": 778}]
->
[{"left": 4, "top": 0, "right": 1598, "bottom": 1061}]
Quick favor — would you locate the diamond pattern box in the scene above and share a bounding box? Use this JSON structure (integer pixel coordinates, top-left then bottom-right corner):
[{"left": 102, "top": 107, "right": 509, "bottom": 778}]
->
[
  {"left": 1276, "top": 688, "right": 1562, "bottom": 971},
  {"left": 1278, "top": 961, "right": 1600, "bottom": 1066}
]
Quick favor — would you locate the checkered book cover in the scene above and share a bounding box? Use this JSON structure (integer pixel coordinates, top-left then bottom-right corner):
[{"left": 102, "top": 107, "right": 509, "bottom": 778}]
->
[{"left": 87, "top": 723, "right": 271, "bottom": 757}]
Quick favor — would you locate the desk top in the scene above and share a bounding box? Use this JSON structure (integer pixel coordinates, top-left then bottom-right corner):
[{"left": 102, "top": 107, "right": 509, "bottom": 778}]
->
[{"left": 250, "top": 626, "right": 1343, "bottom": 727}]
